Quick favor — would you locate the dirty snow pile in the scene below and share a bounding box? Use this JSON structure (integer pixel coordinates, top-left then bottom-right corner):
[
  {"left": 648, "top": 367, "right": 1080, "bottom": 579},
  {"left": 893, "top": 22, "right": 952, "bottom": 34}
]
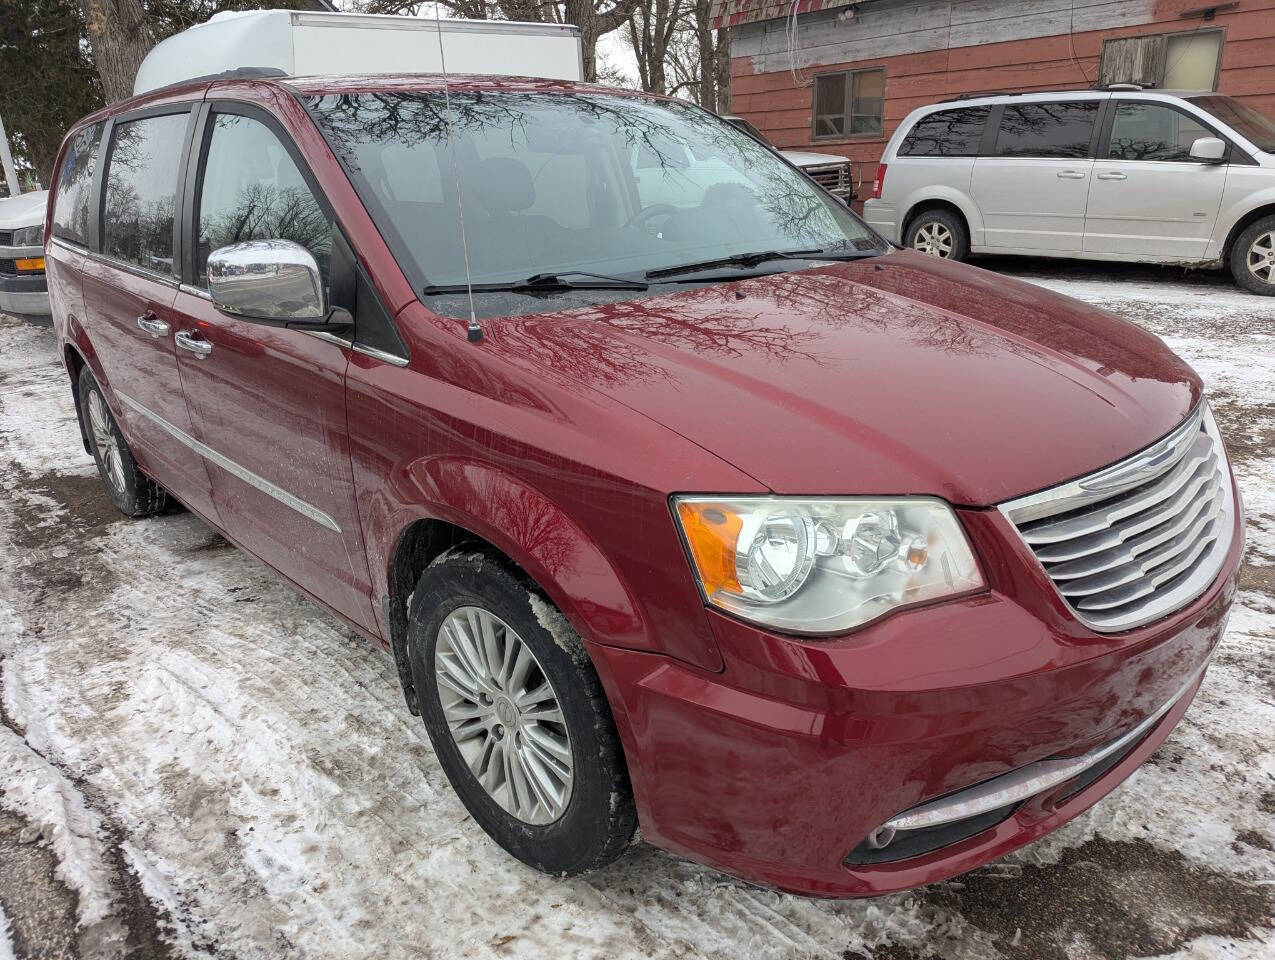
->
[{"left": 0, "top": 260, "right": 1273, "bottom": 960}]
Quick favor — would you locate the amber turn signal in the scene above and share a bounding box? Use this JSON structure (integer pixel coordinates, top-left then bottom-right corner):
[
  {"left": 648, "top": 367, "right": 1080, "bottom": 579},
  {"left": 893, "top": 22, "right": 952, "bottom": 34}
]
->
[
  {"left": 676, "top": 501, "right": 742, "bottom": 596},
  {"left": 15, "top": 257, "right": 45, "bottom": 273}
]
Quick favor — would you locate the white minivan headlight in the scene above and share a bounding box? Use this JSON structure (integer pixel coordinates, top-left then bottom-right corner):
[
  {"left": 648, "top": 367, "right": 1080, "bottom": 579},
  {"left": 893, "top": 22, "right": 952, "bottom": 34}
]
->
[
  {"left": 11, "top": 225, "right": 43, "bottom": 247},
  {"left": 674, "top": 497, "right": 984, "bottom": 635}
]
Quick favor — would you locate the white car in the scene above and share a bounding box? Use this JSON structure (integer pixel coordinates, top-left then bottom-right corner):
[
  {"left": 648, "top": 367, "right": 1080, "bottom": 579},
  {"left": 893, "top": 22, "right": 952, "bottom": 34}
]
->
[
  {"left": 0, "top": 189, "right": 50, "bottom": 315},
  {"left": 863, "top": 88, "right": 1275, "bottom": 294},
  {"left": 722, "top": 115, "right": 854, "bottom": 201}
]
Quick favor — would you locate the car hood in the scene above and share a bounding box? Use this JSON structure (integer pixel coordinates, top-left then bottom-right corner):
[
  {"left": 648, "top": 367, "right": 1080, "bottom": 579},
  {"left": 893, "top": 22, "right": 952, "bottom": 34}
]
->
[
  {"left": 486, "top": 251, "right": 1200, "bottom": 505},
  {"left": 0, "top": 190, "right": 49, "bottom": 230},
  {"left": 780, "top": 149, "right": 849, "bottom": 168}
]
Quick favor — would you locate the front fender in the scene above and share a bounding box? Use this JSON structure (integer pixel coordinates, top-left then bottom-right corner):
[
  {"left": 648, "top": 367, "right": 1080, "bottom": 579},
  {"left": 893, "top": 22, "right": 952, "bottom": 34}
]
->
[
  {"left": 373, "top": 454, "right": 725, "bottom": 675},
  {"left": 1213, "top": 188, "right": 1275, "bottom": 255}
]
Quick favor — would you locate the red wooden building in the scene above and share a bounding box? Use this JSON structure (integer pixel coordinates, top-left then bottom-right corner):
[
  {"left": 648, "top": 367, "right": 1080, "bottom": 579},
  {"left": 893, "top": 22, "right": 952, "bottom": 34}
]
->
[{"left": 713, "top": 0, "right": 1275, "bottom": 197}]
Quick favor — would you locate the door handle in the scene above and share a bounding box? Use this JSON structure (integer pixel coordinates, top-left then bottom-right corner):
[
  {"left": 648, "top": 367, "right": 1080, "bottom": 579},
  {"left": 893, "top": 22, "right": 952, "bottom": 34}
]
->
[
  {"left": 136, "top": 313, "right": 170, "bottom": 339},
  {"left": 1097, "top": 171, "right": 1128, "bottom": 181},
  {"left": 175, "top": 330, "right": 213, "bottom": 359},
  {"left": 1057, "top": 170, "right": 1087, "bottom": 180}
]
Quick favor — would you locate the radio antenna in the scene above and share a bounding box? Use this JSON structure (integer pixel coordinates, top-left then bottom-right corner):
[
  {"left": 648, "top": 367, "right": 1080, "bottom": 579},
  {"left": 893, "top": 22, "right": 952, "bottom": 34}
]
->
[{"left": 433, "top": 2, "right": 483, "bottom": 343}]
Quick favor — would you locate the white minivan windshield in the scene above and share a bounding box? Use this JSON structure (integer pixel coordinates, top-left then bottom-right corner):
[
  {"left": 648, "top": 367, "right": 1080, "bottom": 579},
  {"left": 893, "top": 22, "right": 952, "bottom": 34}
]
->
[
  {"left": 308, "top": 91, "right": 884, "bottom": 313},
  {"left": 1188, "top": 95, "right": 1275, "bottom": 153}
]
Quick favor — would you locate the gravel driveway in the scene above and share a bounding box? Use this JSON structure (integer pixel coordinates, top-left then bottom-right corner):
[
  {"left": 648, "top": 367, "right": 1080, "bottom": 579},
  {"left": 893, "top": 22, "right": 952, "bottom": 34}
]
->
[{"left": 1, "top": 258, "right": 1272, "bottom": 960}]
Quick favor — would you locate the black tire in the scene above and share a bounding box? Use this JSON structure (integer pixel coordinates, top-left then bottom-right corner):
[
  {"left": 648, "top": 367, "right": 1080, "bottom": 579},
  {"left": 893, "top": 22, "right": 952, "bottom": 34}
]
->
[
  {"left": 77, "top": 366, "right": 168, "bottom": 518},
  {"left": 1229, "top": 215, "right": 1275, "bottom": 295},
  {"left": 407, "top": 547, "right": 637, "bottom": 875},
  {"left": 904, "top": 207, "right": 970, "bottom": 262}
]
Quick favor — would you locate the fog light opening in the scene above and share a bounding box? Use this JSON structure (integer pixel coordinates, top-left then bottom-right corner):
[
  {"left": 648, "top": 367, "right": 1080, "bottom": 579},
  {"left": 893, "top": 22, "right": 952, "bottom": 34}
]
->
[{"left": 866, "top": 825, "right": 897, "bottom": 850}]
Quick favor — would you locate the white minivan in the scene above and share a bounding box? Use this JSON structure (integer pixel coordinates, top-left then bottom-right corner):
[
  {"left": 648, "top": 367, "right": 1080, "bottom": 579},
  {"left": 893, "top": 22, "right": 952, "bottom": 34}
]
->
[{"left": 863, "top": 88, "right": 1275, "bottom": 294}]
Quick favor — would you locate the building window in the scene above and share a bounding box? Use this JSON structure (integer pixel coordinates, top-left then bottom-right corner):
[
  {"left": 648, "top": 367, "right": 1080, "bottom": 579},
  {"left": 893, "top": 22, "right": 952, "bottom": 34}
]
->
[
  {"left": 812, "top": 68, "right": 885, "bottom": 139},
  {"left": 1099, "top": 29, "right": 1223, "bottom": 91}
]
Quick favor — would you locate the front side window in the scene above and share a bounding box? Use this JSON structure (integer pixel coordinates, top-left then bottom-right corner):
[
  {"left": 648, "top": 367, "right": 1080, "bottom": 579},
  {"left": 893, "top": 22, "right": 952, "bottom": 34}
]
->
[
  {"left": 994, "top": 102, "right": 1099, "bottom": 159},
  {"left": 102, "top": 113, "right": 188, "bottom": 274},
  {"left": 1108, "top": 103, "right": 1211, "bottom": 161},
  {"left": 308, "top": 91, "right": 885, "bottom": 318},
  {"left": 195, "top": 113, "right": 331, "bottom": 286},
  {"left": 1189, "top": 95, "right": 1275, "bottom": 153},
  {"left": 813, "top": 69, "right": 885, "bottom": 139},
  {"left": 52, "top": 123, "right": 103, "bottom": 247},
  {"left": 900, "top": 106, "right": 990, "bottom": 157}
]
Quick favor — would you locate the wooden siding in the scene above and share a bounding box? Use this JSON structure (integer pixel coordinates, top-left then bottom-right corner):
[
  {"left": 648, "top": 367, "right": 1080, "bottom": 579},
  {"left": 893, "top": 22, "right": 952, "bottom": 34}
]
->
[{"left": 730, "top": 0, "right": 1275, "bottom": 194}]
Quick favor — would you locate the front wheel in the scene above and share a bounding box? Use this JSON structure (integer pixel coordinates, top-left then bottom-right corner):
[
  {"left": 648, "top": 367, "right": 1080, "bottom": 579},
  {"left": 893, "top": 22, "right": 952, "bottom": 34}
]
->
[
  {"left": 407, "top": 548, "right": 637, "bottom": 875},
  {"left": 905, "top": 208, "right": 970, "bottom": 262},
  {"left": 1230, "top": 216, "right": 1275, "bottom": 295},
  {"left": 78, "top": 366, "right": 169, "bottom": 517}
]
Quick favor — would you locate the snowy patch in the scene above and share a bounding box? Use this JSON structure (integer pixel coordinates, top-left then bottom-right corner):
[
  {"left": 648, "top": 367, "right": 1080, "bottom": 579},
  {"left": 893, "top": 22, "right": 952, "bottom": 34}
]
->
[
  {"left": 0, "top": 727, "right": 116, "bottom": 927},
  {"left": 529, "top": 592, "right": 587, "bottom": 661},
  {"left": 0, "top": 901, "right": 13, "bottom": 960}
]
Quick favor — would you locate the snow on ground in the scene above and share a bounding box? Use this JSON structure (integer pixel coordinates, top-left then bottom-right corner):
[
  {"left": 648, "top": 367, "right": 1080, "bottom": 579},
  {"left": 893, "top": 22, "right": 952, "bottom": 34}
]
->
[{"left": 0, "top": 260, "right": 1272, "bottom": 960}]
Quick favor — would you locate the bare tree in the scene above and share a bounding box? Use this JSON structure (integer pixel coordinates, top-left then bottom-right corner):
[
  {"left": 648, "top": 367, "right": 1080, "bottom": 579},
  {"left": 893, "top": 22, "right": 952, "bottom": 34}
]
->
[
  {"left": 78, "top": 0, "right": 153, "bottom": 102},
  {"left": 626, "top": 0, "right": 683, "bottom": 94}
]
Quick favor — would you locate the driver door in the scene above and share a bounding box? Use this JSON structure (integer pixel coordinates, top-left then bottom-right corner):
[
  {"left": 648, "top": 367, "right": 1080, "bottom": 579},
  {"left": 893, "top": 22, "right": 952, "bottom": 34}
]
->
[
  {"left": 1084, "top": 101, "right": 1229, "bottom": 259},
  {"left": 171, "top": 104, "right": 376, "bottom": 631}
]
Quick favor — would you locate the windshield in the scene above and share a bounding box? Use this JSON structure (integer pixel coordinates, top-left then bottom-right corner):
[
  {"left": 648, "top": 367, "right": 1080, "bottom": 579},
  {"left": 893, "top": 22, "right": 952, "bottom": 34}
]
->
[
  {"left": 306, "top": 91, "right": 885, "bottom": 316},
  {"left": 1187, "top": 95, "right": 1275, "bottom": 153}
]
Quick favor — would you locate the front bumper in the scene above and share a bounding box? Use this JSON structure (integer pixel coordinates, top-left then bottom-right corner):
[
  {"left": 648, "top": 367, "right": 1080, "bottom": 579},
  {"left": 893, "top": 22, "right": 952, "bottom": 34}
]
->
[
  {"left": 0, "top": 244, "right": 50, "bottom": 315},
  {"left": 588, "top": 491, "right": 1242, "bottom": 897}
]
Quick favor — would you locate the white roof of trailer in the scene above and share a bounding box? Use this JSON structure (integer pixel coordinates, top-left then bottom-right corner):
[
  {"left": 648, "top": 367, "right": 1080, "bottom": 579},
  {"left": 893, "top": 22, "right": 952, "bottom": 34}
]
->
[{"left": 133, "top": 10, "right": 583, "bottom": 96}]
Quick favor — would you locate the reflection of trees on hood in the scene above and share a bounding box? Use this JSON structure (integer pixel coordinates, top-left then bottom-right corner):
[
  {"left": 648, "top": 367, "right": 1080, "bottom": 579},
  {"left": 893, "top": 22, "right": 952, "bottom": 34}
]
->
[{"left": 489, "top": 288, "right": 826, "bottom": 390}]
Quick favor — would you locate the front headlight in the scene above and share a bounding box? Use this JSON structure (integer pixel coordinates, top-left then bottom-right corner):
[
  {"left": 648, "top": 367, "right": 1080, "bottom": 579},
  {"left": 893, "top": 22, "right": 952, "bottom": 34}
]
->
[
  {"left": 674, "top": 496, "right": 984, "bottom": 635},
  {"left": 11, "top": 225, "right": 42, "bottom": 247}
]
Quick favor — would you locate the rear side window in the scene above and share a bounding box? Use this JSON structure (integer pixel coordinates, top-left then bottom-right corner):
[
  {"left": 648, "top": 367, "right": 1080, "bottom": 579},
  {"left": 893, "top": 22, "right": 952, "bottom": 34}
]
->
[
  {"left": 195, "top": 113, "right": 332, "bottom": 286},
  {"left": 994, "top": 102, "right": 1100, "bottom": 159},
  {"left": 102, "top": 113, "right": 189, "bottom": 274},
  {"left": 1107, "top": 103, "right": 1212, "bottom": 162},
  {"left": 52, "top": 123, "right": 104, "bottom": 247},
  {"left": 900, "top": 107, "right": 990, "bottom": 157}
]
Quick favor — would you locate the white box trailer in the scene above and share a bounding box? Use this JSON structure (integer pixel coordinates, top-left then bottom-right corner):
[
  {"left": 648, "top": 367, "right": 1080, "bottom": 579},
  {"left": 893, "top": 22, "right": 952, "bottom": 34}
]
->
[{"left": 133, "top": 10, "right": 584, "bottom": 96}]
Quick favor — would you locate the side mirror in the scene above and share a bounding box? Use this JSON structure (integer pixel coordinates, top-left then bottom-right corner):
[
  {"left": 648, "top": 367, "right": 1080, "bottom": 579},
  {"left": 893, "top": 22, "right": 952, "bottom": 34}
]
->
[
  {"left": 1188, "top": 137, "right": 1227, "bottom": 163},
  {"left": 208, "top": 239, "right": 342, "bottom": 327}
]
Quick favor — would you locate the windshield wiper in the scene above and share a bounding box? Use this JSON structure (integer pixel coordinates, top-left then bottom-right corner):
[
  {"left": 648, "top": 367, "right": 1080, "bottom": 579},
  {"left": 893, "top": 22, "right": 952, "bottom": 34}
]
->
[
  {"left": 645, "top": 247, "right": 880, "bottom": 282},
  {"left": 423, "top": 271, "right": 648, "bottom": 296}
]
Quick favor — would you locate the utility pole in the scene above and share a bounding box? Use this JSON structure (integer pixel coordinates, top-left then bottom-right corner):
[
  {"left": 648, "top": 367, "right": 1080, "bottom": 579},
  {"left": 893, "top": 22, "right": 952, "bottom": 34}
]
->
[{"left": 0, "top": 113, "right": 21, "bottom": 198}]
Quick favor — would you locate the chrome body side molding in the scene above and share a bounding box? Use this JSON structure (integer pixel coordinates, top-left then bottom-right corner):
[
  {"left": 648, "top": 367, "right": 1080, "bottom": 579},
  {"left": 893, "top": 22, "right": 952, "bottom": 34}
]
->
[{"left": 116, "top": 390, "right": 342, "bottom": 533}]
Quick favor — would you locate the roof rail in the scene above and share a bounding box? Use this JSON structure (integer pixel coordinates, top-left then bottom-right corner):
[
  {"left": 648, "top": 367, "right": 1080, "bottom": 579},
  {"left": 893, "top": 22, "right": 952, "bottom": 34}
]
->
[
  {"left": 139, "top": 66, "right": 290, "bottom": 97},
  {"left": 1095, "top": 82, "right": 1145, "bottom": 91},
  {"left": 938, "top": 91, "right": 1024, "bottom": 103}
]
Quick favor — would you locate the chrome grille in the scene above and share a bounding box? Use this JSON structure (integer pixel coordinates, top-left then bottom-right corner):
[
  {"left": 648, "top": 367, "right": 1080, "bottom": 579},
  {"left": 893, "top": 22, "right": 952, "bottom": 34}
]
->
[
  {"left": 803, "top": 162, "right": 851, "bottom": 198},
  {"left": 1000, "top": 405, "right": 1235, "bottom": 632}
]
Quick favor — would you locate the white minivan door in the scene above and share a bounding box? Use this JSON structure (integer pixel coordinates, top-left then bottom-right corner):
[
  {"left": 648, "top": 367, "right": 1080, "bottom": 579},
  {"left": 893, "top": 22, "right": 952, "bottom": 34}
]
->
[
  {"left": 1083, "top": 101, "right": 1228, "bottom": 260},
  {"left": 970, "top": 101, "right": 1102, "bottom": 253}
]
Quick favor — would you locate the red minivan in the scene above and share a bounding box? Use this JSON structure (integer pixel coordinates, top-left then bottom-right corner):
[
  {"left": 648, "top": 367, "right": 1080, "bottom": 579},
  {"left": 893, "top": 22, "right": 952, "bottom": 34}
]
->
[{"left": 44, "top": 72, "right": 1242, "bottom": 897}]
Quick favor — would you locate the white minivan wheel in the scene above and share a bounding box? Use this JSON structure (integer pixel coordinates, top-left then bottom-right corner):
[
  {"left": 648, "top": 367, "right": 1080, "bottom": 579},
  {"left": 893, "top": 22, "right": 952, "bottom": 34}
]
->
[{"left": 904, "top": 209, "right": 970, "bottom": 262}]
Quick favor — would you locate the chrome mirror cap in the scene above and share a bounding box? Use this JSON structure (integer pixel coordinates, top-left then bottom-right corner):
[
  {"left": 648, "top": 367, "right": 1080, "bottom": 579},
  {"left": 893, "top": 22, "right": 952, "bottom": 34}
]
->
[
  {"left": 1189, "top": 136, "right": 1227, "bottom": 162},
  {"left": 207, "top": 239, "right": 326, "bottom": 321}
]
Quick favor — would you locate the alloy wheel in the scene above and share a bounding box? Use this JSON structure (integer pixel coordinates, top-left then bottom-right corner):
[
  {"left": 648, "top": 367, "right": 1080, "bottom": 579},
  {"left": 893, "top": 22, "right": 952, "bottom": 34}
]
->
[
  {"left": 434, "top": 605, "right": 574, "bottom": 824},
  {"left": 1246, "top": 230, "right": 1275, "bottom": 284},
  {"left": 913, "top": 221, "right": 954, "bottom": 258},
  {"left": 88, "top": 389, "right": 125, "bottom": 495}
]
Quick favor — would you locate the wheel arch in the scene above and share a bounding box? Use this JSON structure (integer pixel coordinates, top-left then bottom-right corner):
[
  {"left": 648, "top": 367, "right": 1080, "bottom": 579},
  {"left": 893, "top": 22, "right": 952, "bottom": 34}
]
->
[
  {"left": 1220, "top": 201, "right": 1275, "bottom": 261},
  {"left": 902, "top": 196, "right": 975, "bottom": 246},
  {"left": 378, "top": 460, "right": 657, "bottom": 715}
]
